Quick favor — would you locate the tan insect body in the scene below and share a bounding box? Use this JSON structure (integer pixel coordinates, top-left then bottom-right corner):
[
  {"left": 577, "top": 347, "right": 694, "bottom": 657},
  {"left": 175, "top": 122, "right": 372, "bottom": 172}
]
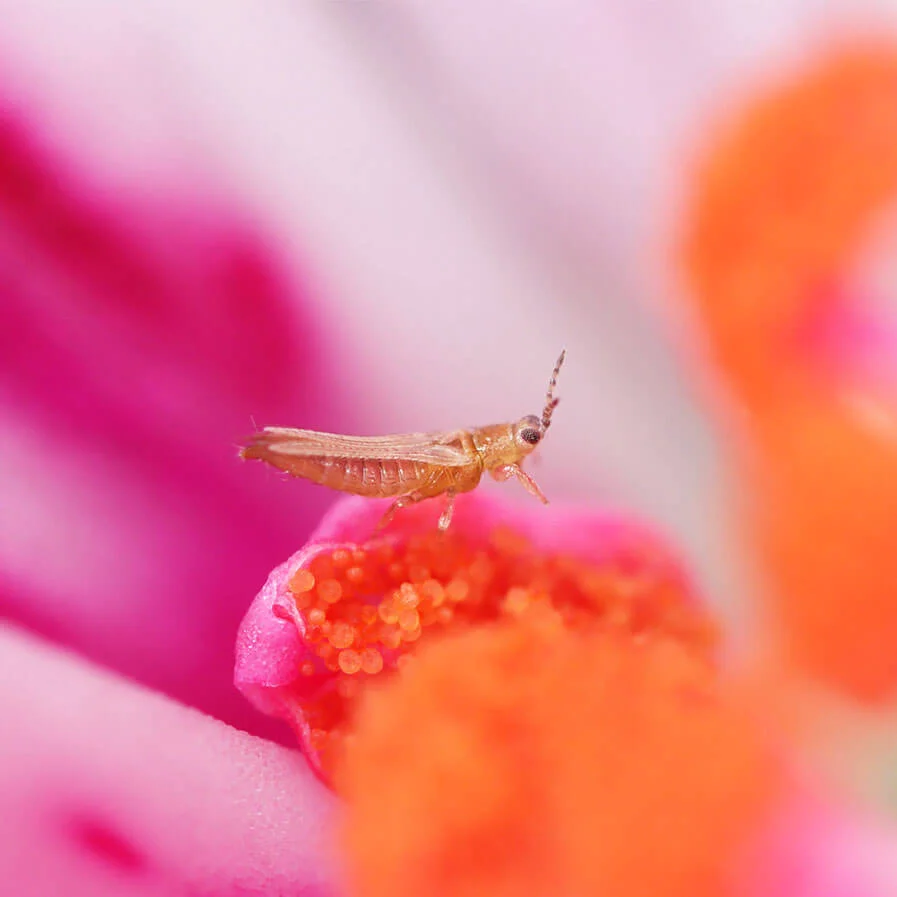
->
[{"left": 241, "top": 350, "right": 566, "bottom": 531}]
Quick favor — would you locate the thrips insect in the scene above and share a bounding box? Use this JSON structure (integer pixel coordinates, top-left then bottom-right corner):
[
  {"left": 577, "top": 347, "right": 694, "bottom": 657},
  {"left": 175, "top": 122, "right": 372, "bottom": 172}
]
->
[{"left": 241, "top": 349, "right": 566, "bottom": 532}]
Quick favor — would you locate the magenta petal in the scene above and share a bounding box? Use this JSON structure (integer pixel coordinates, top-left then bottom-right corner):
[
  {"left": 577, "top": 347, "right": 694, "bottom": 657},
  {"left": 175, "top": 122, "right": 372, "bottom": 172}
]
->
[
  {"left": 793, "top": 282, "right": 897, "bottom": 388},
  {"left": 236, "top": 553, "right": 317, "bottom": 713},
  {"left": 0, "top": 624, "right": 336, "bottom": 897},
  {"left": 0, "top": 107, "right": 351, "bottom": 737},
  {"left": 235, "top": 541, "right": 355, "bottom": 781}
]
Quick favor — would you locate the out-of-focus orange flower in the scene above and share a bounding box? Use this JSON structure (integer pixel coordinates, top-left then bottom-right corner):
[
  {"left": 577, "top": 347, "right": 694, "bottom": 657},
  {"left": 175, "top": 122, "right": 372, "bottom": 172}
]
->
[
  {"left": 684, "top": 43, "right": 897, "bottom": 701},
  {"left": 683, "top": 45, "right": 897, "bottom": 405},
  {"left": 342, "top": 615, "right": 773, "bottom": 897}
]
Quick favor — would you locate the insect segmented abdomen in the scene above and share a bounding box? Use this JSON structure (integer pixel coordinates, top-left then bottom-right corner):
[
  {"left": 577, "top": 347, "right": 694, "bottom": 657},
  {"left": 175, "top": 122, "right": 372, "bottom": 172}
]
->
[
  {"left": 296, "top": 455, "right": 432, "bottom": 497},
  {"left": 357, "top": 458, "right": 432, "bottom": 496}
]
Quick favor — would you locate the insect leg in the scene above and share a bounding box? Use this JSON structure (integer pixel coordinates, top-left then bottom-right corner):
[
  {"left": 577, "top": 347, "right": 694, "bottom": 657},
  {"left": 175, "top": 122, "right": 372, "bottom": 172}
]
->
[
  {"left": 437, "top": 490, "right": 456, "bottom": 532},
  {"left": 491, "top": 463, "right": 549, "bottom": 504},
  {"left": 376, "top": 490, "right": 427, "bottom": 531}
]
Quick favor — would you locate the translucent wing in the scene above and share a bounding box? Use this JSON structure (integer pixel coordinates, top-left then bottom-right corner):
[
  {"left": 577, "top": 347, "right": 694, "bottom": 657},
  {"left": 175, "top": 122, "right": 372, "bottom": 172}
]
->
[{"left": 241, "top": 427, "right": 472, "bottom": 467}]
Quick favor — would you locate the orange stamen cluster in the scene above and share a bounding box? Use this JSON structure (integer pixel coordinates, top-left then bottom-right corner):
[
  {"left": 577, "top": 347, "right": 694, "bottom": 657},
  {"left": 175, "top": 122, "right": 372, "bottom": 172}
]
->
[
  {"left": 285, "top": 525, "right": 716, "bottom": 780},
  {"left": 341, "top": 620, "right": 775, "bottom": 897}
]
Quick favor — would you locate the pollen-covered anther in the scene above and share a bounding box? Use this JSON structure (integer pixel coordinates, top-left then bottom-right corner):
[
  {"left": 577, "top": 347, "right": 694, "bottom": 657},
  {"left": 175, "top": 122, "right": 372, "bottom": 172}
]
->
[{"left": 281, "top": 524, "right": 716, "bottom": 784}]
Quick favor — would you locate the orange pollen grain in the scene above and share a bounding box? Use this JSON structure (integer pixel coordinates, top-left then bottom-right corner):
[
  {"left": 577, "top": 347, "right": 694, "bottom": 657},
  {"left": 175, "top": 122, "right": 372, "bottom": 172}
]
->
[
  {"left": 445, "top": 579, "right": 469, "bottom": 603},
  {"left": 378, "top": 600, "right": 400, "bottom": 624},
  {"left": 360, "top": 606, "right": 378, "bottom": 625},
  {"left": 317, "top": 579, "right": 343, "bottom": 604},
  {"left": 331, "top": 549, "right": 352, "bottom": 568},
  {"left": 361, "top": 647, "right": 384, "bottom": 675},
  {"left": 307, "top": 607, "right": 326, "bottom": 627},
  {"left": 503, "top": 586, "right": 533, "bottom": 616},
  {"left": 420, "top": 579, "right": 445, "bottom": 606},
  {"left": 293, "top": 590, "right": 314, "bottom": 610},
  {"left": 329, "top": 622, "right": 356, "bottom": 650},
  {"left": 397, "top": 608, "right": 421, "bottom": 632},
  {"left": 346, "top": 566, "right": 366, "bottom": 585},
  {"left": 339, "top": 649, "right": 364, "bottom": 675},
  {"left": 401, "top": 625, "right": 422, "bottom": 644},
  {"left": 290, "top": 569, "right": 316, "bottom": 594},
  {"left": 396, "top": 584, "right": 420, "bottom": 609}
]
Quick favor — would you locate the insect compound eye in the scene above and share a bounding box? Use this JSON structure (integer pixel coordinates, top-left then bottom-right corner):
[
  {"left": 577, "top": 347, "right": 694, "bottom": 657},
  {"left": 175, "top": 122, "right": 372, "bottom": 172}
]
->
[{"left": 519, "top": 427, "right": 542, "bottom": 445}]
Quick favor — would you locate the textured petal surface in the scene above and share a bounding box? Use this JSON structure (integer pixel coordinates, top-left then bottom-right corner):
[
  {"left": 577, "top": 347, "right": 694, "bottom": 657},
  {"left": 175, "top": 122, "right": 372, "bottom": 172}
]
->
[{"left": 0, "top": 624, "right": 337, "bottom": 897}]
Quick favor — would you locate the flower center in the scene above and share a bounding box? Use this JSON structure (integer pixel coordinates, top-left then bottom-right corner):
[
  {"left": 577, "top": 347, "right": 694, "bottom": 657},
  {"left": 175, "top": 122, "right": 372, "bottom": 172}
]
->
[
  {"left": 341, "top": 622, "right": 775, "bottom": 897},
  {"left": 281, "top": 524, "right": 716, "bottom": 781}
]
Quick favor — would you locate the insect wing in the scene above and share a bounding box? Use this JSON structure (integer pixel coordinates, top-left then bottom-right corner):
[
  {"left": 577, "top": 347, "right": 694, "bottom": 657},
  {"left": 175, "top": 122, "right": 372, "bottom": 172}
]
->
[{"left": 242, "top": 427, "right": 471, "bottom": 466}]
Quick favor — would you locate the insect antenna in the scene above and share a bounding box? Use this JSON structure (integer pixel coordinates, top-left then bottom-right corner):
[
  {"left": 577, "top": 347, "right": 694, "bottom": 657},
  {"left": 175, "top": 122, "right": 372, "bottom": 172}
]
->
[{"left": 541, "top": 348, "right": 566, "bottom": 430}]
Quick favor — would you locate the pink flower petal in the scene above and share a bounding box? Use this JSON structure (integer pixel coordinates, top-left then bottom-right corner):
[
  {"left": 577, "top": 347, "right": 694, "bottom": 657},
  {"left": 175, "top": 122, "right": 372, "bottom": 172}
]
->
[
  {"left": 792, "top": 276, "right": 897, "bottom": 390},
  {"left": 0, "top": 623, "right": 336, "bottom": 897},
  {"left": 0, "top": 107, "right": 347, "bottom": 738},
  {"left": 746, "top": 796, "right": 897, "bottom": 897}
]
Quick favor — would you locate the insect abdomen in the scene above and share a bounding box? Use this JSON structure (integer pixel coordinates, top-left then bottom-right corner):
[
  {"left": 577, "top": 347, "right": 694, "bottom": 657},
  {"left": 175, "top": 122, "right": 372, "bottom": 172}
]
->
[{"left": 287, "top": 456, "right": 432, "bottom": 497}]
